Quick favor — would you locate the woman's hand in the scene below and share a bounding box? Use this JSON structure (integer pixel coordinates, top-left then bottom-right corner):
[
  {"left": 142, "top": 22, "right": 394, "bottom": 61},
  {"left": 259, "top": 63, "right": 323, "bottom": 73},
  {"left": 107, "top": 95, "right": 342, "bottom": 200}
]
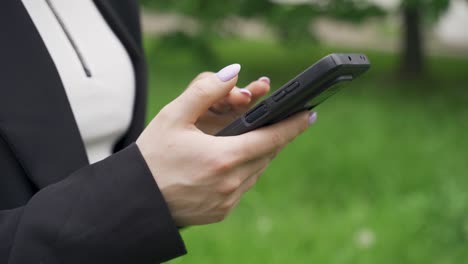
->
[
  {"left": 136, "top": 64, "right": 317, "bottom": 226},
  {"left": 191, "top": 71, "right": 271, "bottom": 135}
]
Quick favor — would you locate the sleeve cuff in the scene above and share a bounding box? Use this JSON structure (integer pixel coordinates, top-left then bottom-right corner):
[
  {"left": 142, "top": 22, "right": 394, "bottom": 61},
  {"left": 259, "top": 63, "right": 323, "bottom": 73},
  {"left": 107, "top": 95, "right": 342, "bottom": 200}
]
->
[
  {"left": 127, "top": 143, "right": 188, "bottom": 260},
  {"left": 13, "top": 143, "right": 186, "bottom": 263}
]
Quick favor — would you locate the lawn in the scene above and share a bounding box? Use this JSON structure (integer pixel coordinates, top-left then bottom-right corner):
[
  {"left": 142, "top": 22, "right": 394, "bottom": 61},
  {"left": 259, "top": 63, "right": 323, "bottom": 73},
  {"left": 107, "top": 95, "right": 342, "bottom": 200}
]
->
[{"left": 143, "top": 37, "right": 468, "bottom": 264}]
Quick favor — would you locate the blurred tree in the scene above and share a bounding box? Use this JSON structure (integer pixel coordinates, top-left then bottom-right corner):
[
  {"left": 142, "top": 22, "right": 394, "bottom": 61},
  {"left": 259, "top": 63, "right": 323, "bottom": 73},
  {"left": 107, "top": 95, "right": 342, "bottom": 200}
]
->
[
  {"left": 399, "top": 0, "right": 450, "bottom": 78},
  {"left": 140, "top": 0, "right": 383, "bottom": 40},
  {"left": 140, "top": 0, "right": 383, "bottom": 63},
  {"left": 140, "top": 0, "right": 454, "bottom": 78}
]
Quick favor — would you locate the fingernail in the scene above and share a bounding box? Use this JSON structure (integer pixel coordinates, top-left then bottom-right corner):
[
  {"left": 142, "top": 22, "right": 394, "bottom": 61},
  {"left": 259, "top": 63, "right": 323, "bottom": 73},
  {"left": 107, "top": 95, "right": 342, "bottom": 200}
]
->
[
  {"left": 308, "top": 112, "right": 318, "bottom": 126},
  {"left": 216, "top": 64, "right": 241, "bottom": 82},
  {"left": 258, "top": 76, "right": 270, "bottom": 84},
  {"left": 239, "top": 89, "right": 252, "bottom": 97}
]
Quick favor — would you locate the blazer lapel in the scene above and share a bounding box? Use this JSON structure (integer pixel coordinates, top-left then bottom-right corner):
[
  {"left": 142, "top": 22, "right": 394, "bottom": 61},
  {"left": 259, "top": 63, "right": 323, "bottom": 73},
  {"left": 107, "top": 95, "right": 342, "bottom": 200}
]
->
[
  {"left": 0, "top": 0, "right": 146, "bottom": 189},
  {"left": 0, "top": 0, "right": 88, "bottom": 188}
]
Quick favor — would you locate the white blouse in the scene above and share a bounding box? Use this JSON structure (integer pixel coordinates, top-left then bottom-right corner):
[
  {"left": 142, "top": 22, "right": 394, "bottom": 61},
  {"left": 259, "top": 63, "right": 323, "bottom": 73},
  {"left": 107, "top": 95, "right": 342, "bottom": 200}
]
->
[{"left": 21, "top": 0, "right": 136, "bottom": 164}]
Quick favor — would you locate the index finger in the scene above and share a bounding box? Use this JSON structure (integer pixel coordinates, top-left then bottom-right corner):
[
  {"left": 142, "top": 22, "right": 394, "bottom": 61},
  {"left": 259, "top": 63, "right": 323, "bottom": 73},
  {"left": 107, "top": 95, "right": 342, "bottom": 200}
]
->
[{"left": 227, "top": 111, "right": 315, "bottom": 160}]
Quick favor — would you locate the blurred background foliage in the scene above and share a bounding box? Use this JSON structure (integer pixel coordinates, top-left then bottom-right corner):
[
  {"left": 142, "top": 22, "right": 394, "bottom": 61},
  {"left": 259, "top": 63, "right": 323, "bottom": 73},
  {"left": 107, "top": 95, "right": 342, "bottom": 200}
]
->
[
  {"left": 139, "top": 0, "right": 468, "bottom": 263},
  {"left": 140, "top": 0, "right": 460, "bottom": 77}
]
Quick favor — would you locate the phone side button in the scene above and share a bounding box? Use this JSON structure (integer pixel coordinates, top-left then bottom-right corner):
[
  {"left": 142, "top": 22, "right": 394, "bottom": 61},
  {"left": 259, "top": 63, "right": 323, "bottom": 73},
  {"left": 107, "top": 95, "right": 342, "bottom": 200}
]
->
[
  {"left": 245, "top": 104, "right": 268, "bottom": 123},
  {"left": 285, "top": 81, "right": 300, "bottom": 93},
  {"left": 273, "top": 91, "right": 286, "bottom": 102}
]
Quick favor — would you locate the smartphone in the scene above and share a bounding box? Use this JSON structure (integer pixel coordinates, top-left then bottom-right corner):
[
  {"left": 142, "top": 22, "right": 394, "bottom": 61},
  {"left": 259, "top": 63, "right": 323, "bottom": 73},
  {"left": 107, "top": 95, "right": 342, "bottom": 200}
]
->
[{"left": 216, "top": 53, "right": 371, "bottom": 137}]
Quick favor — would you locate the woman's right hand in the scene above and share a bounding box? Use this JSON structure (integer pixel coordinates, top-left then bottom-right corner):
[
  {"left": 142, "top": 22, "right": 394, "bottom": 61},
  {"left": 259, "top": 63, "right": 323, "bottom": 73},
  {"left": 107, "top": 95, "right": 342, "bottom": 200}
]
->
[{"left": 136, "top": 64, "right": 316, "bottom": 226}]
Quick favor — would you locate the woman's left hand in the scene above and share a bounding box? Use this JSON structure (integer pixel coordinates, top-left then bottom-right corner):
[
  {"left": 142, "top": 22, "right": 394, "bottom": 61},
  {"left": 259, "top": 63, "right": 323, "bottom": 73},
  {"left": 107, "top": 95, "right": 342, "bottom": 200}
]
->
[{"left": 190, "top": 72, "right": 271, "bottom": 135}]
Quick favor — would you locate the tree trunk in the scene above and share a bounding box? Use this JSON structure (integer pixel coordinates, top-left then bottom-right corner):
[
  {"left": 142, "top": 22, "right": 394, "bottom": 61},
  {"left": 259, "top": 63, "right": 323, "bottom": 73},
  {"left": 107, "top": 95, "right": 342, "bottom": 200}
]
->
[{"left": 400, "top": 6, "right": 425, "bottom": 78}]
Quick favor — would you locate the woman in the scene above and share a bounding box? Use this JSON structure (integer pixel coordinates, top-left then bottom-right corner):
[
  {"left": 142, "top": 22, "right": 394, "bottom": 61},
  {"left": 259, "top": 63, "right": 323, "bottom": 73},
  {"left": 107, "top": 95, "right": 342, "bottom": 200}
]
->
[{"left": 0, "top": 0, "right": 317, "bottom": 263}]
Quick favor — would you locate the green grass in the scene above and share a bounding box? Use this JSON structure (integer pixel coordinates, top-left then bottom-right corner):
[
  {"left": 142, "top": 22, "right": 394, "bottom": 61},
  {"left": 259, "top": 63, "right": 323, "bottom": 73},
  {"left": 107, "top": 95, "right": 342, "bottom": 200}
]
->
[{"left": 143, "top": 37, "right": 468, "bottom": 264}]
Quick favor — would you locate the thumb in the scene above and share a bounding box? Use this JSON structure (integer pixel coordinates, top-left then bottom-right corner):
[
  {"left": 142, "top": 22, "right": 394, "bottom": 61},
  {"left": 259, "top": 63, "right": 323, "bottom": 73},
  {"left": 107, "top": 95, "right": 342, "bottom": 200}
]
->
[{"left": 173, "top": 64, "right": 241, "bottom": 124}]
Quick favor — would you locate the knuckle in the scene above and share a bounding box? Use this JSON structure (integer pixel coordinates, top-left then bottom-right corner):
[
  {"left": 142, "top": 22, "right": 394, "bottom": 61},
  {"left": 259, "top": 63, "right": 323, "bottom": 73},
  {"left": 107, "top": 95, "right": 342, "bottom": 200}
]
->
[
  {"left": 225, "top": 148, "right": 246, "bottom": 165},
  {"left": 237, "top": 138, "right": 255, "bottom": 158},
  {"left": 247, "top": 179, "right": 257, "bottom": 190},
  {"left": 217, "top": 177, "right": 241, "bottom": 195},
  {"left": 219, "top": 199, "right": 235, "bottom": 211},
  {"left": 191, "top": 81, "right": 211, "bottom": 100},
  {"left": 270, "top": 131, "right": 285, "bottom": 148},
  {"left": 157, "top": 105, "right": 171, "bottom": 119},
  {"left": 211, "top": 156, "right": 235, "bottom": 174},
  {"left": 249, "top": 173, "right": 262, "bottom": 189},
  {"left": 197, "top": 71, "right": 213, "bottom": 79}
]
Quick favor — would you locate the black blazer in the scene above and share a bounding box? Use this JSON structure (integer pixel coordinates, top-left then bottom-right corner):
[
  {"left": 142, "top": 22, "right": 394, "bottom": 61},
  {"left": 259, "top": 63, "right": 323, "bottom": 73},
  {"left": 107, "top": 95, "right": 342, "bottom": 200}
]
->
[{"left": 0, "top": 0, "right": 186, "bottom": 263}]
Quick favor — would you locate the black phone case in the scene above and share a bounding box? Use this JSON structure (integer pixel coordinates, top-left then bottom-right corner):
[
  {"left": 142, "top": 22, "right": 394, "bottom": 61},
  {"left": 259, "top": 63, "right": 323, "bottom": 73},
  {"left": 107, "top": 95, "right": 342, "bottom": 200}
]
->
[{"left": 216, "top": 53, "right": 371, "bottom": 137}]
